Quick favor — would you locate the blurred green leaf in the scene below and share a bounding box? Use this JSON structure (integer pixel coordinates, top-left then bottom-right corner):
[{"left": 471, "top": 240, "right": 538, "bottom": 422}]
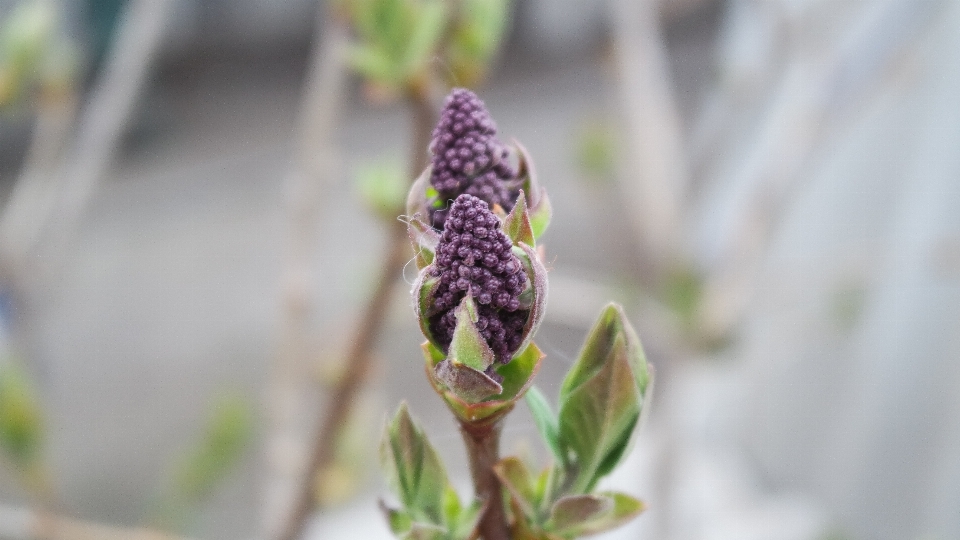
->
[
  {"left": 574, "top": 120, "right": 617, "bottom": 181},
  {"left": 346, "top": 0, "right": 449, "bottom": 92},
  {"left": 0, "top": 362, "right": 44, "bottom": 471},
  {"left": 446, "top": 0, "right": 510, "bottom": 86},
  {"left": 0, "top": 1, "right": 56, "bottom": 106},
  {"left": 355, "top": 157, "right": 408, "bottom": 219},
  {"left": 152, "top": 392, "right": 253, "bottom": 532}
]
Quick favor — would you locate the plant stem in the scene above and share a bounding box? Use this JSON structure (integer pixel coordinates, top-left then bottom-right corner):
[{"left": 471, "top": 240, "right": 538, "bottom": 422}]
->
[
  {"left": 275, "top": 88, "right": 436, "bottom": 540},
  {"left": 460, "top": 419, "right": 510, "bottom": 540}
]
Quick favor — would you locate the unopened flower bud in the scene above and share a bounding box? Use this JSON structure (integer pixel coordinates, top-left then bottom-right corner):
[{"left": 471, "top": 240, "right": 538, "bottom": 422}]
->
[
  {"left": 429, "top": 195, "right": 528, "bottom": 363},
  {"left": 429, "top": 89, "right": 517, "bottom": 228}
]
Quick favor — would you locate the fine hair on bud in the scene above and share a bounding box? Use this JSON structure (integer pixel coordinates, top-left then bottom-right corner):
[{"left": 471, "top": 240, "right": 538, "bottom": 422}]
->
[
  {"left": 429, "top": 88, "right": 518, "bottom": 229},
  {"left": 430, "top": 194, "right": 528, "bottom": 363}
]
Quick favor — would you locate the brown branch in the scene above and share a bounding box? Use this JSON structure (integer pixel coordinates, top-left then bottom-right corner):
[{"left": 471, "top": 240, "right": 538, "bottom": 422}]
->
[
  {"left": 264, "top": 3, "right": 351, "bottom": 536},
  {"left": 274, "top": 87, "right": 436, "bottom": 540},
  {"left": 460, "top": 419, "right": 510, "bottom": 540}
]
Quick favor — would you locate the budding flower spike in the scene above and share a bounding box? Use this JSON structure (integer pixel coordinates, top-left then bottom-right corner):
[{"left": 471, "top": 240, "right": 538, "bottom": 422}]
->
[
  {"left": 406, "top": 88, "right": 552, "bottom": 269},
  {"left": 384, "top": 88, "right": 650, "bottom": 540},
  {"left": 413, "top": 193, "right": 547, "bottom": 421}
]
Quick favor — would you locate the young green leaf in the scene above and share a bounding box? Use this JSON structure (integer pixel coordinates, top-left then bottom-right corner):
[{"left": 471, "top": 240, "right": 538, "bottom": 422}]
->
[
  {"left": 547, "top": 492, "right": 645, "bottom": 537},
  {"left": 549, "top": 286, "right": 650, "bottom": 502},
  {"left": 545, "top": 494, "right": 613, "bottom": 534},
  {"left": 493, "top": 457, "right": 538, "bottom": 521},
  {"left": 524, "top": 386, "right": 562, "bottom": 464},
  {"left": 380, "top": 403, "right": 450, "bottom": 524},
  {"left": 0, "top": 363, "right": 43, "bottom": 471}
]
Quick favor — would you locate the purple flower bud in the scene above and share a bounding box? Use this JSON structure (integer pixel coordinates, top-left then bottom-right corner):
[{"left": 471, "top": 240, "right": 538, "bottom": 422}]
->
[
  {"left": 429, "top": 195, "right": 529, "bottom": 363},
  {"left": 429, "top": 89, "right": 519, "bottom": 229}
]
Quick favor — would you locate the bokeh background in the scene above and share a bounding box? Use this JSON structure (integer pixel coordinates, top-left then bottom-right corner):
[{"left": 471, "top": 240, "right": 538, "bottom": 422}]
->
[{"left": 0, "top": 1, "right": 958, "bottom": 539}]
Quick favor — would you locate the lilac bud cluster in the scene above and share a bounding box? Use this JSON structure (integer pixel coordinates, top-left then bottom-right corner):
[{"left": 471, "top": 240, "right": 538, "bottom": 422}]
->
[
  {"left": 430, "top": 195, "right": 528, "bottom": 363},
  {"left": 429, "top": 88, "right": 517, "bottom": 229}
]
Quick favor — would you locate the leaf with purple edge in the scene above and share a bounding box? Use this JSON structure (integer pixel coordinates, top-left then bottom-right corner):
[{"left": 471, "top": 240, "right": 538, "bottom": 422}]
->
[
  {"left": 434, "top": 359, "right": 502, "bottom": 404},
  {"left": 493, "top": 457, "right": 538, "bottom": 521},
  {"left": 502, "top": 190, "right": 535, "bottom": 247},
  {"left": 557, "top": 331, "right": 642, "bottom": 494},
  {"left": 413, "top": 273, "right": 442, "bottom": 346},
  {"left": 548, "top": 492, "right": 645, "bottom": 537},
  {"left": 545, "top": 494, "right": 613, "bottom": 534},
  {"left": 513, "top": 243, "right": 548, "bottom": 354}
]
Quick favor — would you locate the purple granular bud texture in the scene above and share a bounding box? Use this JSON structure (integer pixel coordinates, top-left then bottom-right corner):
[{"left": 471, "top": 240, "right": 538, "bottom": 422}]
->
[
  {"left": 429, "top": 89, "right": 518, "bottom": 229},
  {"left": 430, "top": 194, "right": 529, "bottom": 363}
]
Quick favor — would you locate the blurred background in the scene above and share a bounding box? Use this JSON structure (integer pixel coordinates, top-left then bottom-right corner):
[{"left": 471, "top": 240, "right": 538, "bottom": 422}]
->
[{"left": 0, "top": 0, "right": 958, "bottom": 539}]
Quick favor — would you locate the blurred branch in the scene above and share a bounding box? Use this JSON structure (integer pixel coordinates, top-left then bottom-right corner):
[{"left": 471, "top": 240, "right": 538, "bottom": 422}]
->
[
  {"left": 693, "top": 0, "right": 937, "bottom": 343},
  {"left": 12, "top": 0, "right": 173, "bottom": 274},
  {"left": 0, "top": 503, "right": 195, "bottom": 540},
  {"left": 263, "top": 4, "right": 351, "bottom": 538},
  {"left": 274, "top": 85, "right": 436, "bottom": 540},
  {"left": 607, "top": 0, "right": 690, "bottom": 279}
]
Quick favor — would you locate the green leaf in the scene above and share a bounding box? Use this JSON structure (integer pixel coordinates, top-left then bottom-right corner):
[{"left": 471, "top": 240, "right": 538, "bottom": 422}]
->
[
  {"left": 414, "top": 274, "right": 441, "bottom": 344},
  {"left": 401, "top": 0, "right": 447, "bottom": 77},
  {"left": 547, "top": 492, "right": 644, "bottom": 537},
  {"left": 558, "top": 305, "right": 648, "bottom": 493},
  {"left": 546, "top": 494, "right": 613, "bottom": 534},
  {"left": 449, "top": 294, "right": 495, "bottom": 372},
  {"left": 380, "top": 403, "right": 449, "bottom": 524},
  {"left": 0, "top": 363, "right": 43, "bottom": 470},
  {"left": 347, "top": 43, "right": 397, "bottom": 84},
  {"left": 449, "top": 499, "right": 485, "bottom": 540},
  {"left": 525, "top": 386, "right": 562, "bottom": 464},
  {"left": 529, "top": 190, "right": 552, "bottom": 241},
  {"left": 493, "top": 457, "right": 538, "bottom": 520},
  {"left": 503, "top": 190, "right": 536, "bottom": 247},
  {"left": 401, "top": 522, "right": 447, "bottom": 540},
  {"left": 559, "top": 304, "right": 649, "bottom": 404},
  {"left": 355, "top": 157, "right": 408, "bottom": 219},
  {"left": 380, "top": 502, "right": 414, "bottom": 535},
  {"left": 514, "top": 141, "right": 552, "bottom": 239}
]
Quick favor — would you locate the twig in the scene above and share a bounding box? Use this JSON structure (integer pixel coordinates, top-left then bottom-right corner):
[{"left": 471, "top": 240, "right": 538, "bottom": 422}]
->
[
  {"left": 0, "top": 503, "right": 195, "bottom": 540},
  {"left": 274, "top": 86, "right": 436, "bottom": 540},
  {"left": 263, "top": 3, "right": 350, "bottom": 536},
  {"left": 460, "top": 419, "right": 510, "bottom": 540},
  {"left": 30, "top": 0, "right": 174, "bottom": 268},
  {"left": 607, "top": 0, "right": 690, "bottom": 278}
]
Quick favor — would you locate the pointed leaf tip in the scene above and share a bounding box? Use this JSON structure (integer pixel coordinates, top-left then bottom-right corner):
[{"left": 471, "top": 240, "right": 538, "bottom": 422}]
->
[
  {"left": 449, "top": 294, "right": 495, "bottom": 372},
  {"left": 380, "top": 403, "right": 449, "bottom": 524},
  {"left": 503, "top": 190, "right": 535, "bottom": 247}
]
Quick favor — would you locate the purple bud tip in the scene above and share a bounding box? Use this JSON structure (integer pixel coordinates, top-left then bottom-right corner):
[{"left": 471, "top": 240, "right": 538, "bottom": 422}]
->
[
  {"left": 429, "top": 89, "right": 518, "bottom": 229},
  {"left": 430, "top": 194, "right": 529, "bottom": 363}
]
